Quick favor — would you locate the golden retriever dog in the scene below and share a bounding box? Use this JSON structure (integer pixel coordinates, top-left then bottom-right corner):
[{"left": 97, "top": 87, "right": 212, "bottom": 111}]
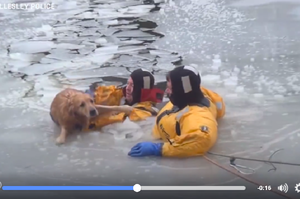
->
[{"left": 50, "top": 88, "right": 133, "bottom": 145}]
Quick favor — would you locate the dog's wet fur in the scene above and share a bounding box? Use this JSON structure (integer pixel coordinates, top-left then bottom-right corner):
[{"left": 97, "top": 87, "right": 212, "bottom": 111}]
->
[{"left": 50, "top": 88, "right": 99, "bottom": 145}]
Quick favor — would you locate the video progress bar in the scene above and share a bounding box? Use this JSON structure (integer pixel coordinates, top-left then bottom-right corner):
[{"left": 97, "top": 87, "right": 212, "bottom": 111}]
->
[
  {"left": 140, "top": 186, "right": 246, "bottom": 191},
  {"left": 1, "top": 185, "right": 246, "bottom": 192}
]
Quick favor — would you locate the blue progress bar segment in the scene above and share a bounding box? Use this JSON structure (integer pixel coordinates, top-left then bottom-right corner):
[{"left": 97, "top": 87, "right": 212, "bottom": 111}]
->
[{"left": 2, "top": 186, "right": 134, "bottom": 191}]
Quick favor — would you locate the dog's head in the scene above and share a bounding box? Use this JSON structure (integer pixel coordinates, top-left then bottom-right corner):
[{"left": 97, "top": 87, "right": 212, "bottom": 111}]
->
[{"left": 68, "top": 92, "right": 99, "bottom": 118}]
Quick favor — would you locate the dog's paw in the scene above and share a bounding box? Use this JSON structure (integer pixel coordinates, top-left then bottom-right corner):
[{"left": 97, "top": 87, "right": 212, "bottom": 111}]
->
[{"left": 56, "top": 136, "right": 65, "bottom": 145}]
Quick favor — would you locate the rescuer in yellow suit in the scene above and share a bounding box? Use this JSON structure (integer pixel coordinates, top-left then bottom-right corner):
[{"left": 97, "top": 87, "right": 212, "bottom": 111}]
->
[
  {"left": 85, "top": 68, "right": 164, "bottom": 130},
  {"left": 128, "top": 65, "right": 226, "bottom": 158}
]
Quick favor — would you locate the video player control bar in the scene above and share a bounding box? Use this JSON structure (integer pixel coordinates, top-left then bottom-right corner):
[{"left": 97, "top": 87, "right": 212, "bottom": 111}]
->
[{"left": 1, "top": 184, "right": 246, "bottom": 192}]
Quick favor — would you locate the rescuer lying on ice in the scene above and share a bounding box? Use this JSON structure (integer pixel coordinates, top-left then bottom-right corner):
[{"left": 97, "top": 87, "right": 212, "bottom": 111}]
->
[
  {"left": 85, "top": 68, "right": 165, "bottom": 130},
  {"left": 128, "top": 65, "right": 226, "bottom": 158}
]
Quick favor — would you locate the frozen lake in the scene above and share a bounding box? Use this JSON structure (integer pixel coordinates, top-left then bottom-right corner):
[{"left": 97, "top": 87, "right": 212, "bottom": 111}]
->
[{"left": 0, "top": 0, "right": 300, "bottom": 198}]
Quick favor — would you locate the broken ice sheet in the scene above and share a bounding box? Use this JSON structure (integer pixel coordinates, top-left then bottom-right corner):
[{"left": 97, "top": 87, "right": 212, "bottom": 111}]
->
[
  {"left": 63, "top": 67, "right": 130, "bottom": 80},
  {"left": 97, "top": 8, "right": 119, "bottom": 16},
  {"left": 75, "top": 20, "right": 100, "bottom": 27},
  {"left": 60, "top": 82, "right": 103, "bottom": 92},
  {"left": 120, "top": 5, "right": 155, "bottom": 14},
  {"left": 118, "top": 19, "right": 135, "bottom": 25},
  {"left": 73, "top": 11, "right": 98, "bottom": 20},
  {"left": 113, "top": 24, "right": 139, "bottom": 29},
  {"left": 97, "top": 11, "right": 146, "bottom": 20},
  {"left": 116, "top": 55, "right": 155, "bottom": 68},
  {"left": 140, "top": 28, "right": 155, "bottom": 31},
  {"left": 114, "top": 30, "right": 155, "bottom": 38},
  {"left": 79, "top": 30, "right": 99, "bottom": 37},
  {"left": 59, "top": 78, "right": 104, "bottom": 85},
  {"left": 94, "top": 45, "right": 119, "bottom": 55},
  {"left": 95, "top": 38, "right": 107, "bottom": 44},
  {"left": 55, "top": 31, "right": 79, "bottom": 38},
  {"left": 107, "top": 1, "right": 143, "bottom": 9},
  {"left": 132, "top": 53, "right": 157, "bottom": 61},
  {"left": 4, "top": 60, "right": 32, "bottom": 71},
  {"left": 100, "top": 35, "right": 121, "bottom": 44},
  {"left": 78, "top": 46, "right": 96, "bottom": 55},
  {"left": 52, "top": 25, "right": 81, "bottom": 32},
  {"left": 80, "top": 40, "right": 97, "bottom": 47},
  {"left": 29, "top": 36, "right": 55, "bottom": 41},
  {"left": 79, "top": 36, "right": 104, "bottom": 44},
  {"left": 55, "top": 1, "right": 78, "bottom": 10},
  {"left": 121, "top": 60, "right": 155, "bottom": 69},
  {"left": 135, "top": 37, "right": 156, "bottom": 42},
  {"left": 73, "top": 53, "right": 114, "bottom": 66},
  {"left": 154, "top": 63, "right": 176, "bottom": 71},
  {"left": 46, "top": 49, "right": 84, "bottom": 61},
  {"left": 119, "top": 47, "right": 147, "bottom": 55},
  {"left": 118, "top": 54, "right": 145, "bottom": 63},
  {"left": 9, "top": 41, "right": 56, "bottom": 54},
  {"left": 17, "top": 61, "right": 74, "bottom": 76},
  {"left": 102, "top": 19, "right": 119, "bottom": 26},
  {"left": 32, "top": 75, "right": 62, "bottom": 91},
  {"left": 118, "top": 39, "right": 144, "bottom": 45},
  {"left": 81, "top": 27, "right": 101, "bottom": 33},
  {"left": 136, "top": 61, "right": 156, "bottom": 70},
  {"left": 55, "top": 39, "right": 82, "bottom": 45},
  {"left": 9, "top": 53, "right": 45, "bottom": 62},
  {"left": 149, "top": 49, "right": 176, "bottom": 56},
  {"left": 62, "top": 18, "right": 81, "bottom": 25},
  {"left": 40, "top": 57, "right": 61, "bottom": 64},
  {"left": 156, "top": 56, "right": 182, "bottom": 64},
  {"left": 100, "top": 28, "right": 119, "bottom": 36},
  {"left": 55, "top": 43, "right": 86, "bottom": 50}
]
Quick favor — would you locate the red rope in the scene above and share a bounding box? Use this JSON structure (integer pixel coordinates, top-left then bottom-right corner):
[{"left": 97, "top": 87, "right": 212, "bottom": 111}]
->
[{"left": 203, "top": 155, "right": 295, "bottom": 199}]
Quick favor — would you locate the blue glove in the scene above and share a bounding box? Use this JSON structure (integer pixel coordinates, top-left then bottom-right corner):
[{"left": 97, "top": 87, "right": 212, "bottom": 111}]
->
[{"left": 128, "top": 142, "right": 163, "bottom": 157}]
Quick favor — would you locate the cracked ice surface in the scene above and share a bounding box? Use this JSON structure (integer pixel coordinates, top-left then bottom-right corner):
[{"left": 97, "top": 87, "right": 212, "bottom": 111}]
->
[{"left": 2, "top": 0, "right": 183, "bottom": 111}]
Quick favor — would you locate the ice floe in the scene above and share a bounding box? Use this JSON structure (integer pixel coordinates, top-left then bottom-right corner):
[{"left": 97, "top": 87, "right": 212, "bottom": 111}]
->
[{"left": 9, "top": 41, "right": 56, "bottom": 54}]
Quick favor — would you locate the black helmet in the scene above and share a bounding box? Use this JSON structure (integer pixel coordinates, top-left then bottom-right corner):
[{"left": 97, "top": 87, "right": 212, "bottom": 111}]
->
[
  {"left": 168, "top": 66, "right": 204, "bottom": 109},
  {"left": 128, "top": 68, "right": 155, "bottom": 105}
]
